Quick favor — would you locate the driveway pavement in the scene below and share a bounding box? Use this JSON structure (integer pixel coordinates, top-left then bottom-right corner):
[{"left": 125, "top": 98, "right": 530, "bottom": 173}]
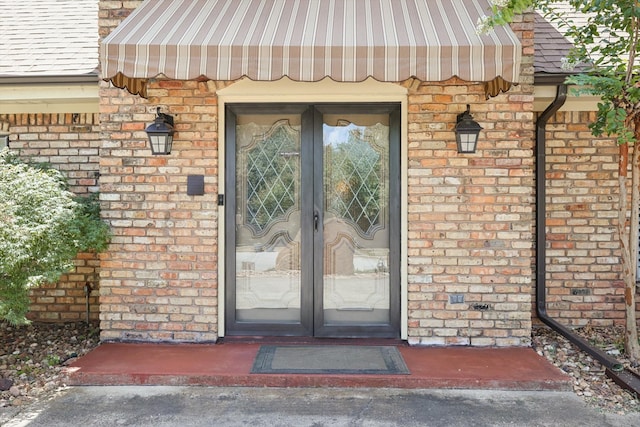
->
[{"left": 3, "top": 386, "right": 640, "bottom": 427}]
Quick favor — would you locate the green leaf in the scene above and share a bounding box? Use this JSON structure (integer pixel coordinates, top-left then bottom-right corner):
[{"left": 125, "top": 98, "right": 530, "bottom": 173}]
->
[{"left": 0, "top": 150, "right": 111, "bottom": 324}]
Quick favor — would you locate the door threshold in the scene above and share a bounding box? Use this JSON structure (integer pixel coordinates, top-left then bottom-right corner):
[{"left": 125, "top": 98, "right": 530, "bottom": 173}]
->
[{"left": 219, "top": 336, "right": 406, "bottom": 346}]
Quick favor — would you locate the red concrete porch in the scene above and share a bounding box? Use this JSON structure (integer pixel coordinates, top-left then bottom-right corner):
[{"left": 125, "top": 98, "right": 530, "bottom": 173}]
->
[{"left": 64, "top": 342, "right": 572, "bottom": 391}]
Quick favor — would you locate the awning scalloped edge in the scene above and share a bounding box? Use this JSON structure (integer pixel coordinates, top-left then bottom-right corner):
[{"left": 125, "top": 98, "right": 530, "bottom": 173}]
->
[
  {"left": 484, "top": 77, "right": 514, "bottom": 99},
  {"left": 106, "top": 74, "right": 514, "bottom": 100},
  {"left": 108, "top": 73, "right": 148, "bottom": 98}
]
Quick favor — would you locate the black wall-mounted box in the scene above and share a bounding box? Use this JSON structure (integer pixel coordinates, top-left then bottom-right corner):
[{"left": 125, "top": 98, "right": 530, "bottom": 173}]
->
[{"left": 187, "top": 175, "right": 205, "bottom": 196}]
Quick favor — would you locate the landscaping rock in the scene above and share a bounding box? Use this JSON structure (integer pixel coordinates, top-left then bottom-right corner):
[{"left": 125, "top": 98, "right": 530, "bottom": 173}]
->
[
  {"left": 533, "top": 324, "right": 640, "bottom": 415},
  {"left": 0, "top": 378, "right": 12, "bottom": 391},
  {"left": 0, "top": 321, "right": 99, "bottom": 408}
]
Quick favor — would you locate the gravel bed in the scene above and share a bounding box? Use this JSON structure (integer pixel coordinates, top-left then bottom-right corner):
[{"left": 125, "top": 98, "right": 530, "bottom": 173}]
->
[
  {"left": 0, "top": 321, "right": 639, "bottom": 416},
  {"left": 532, "top": 324, "right": 639, "bottom": 415},
  {"left": 0, "top": 321, "right": 99, "bottom": 410}
]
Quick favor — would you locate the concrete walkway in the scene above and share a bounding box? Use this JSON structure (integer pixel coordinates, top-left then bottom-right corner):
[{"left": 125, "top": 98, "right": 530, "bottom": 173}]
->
[
  {"left": 5, "top": 386, "right": 640, "bottom": 427},
  {"left": 64, "top": 342, "right": 571, "bottom": 390}
]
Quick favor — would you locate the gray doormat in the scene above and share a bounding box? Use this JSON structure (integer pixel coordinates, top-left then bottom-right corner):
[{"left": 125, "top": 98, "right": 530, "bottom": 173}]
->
[{"left": 251, "top": 345, "right": 410, "bottom": 375}]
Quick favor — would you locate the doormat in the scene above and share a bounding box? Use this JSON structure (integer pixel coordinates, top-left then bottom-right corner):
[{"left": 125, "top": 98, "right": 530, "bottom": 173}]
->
[{"left": 251, "top": 345, "right": 410, "bottom": 375}]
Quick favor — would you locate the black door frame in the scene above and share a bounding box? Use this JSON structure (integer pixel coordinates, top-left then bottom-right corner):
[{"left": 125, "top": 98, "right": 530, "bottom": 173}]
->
[{"left": 224, "top": 103, "right": 401, "bottom": 338}]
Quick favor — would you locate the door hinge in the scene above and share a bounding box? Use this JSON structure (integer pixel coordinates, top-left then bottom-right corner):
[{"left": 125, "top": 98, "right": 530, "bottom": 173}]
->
[{"left": 217, "top": 194, "right": 225, "bottom": 206}]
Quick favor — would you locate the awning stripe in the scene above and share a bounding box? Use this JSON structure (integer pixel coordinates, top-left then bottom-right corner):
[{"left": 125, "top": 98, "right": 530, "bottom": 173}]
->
[{"left": 101, "top": 0, "right": 521, "bottom": 89}]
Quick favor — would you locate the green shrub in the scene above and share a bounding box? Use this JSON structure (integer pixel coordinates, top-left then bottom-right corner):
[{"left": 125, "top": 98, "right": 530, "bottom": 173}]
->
[{"left": 0, "top": 149, "right": 110, "bottom": 324}]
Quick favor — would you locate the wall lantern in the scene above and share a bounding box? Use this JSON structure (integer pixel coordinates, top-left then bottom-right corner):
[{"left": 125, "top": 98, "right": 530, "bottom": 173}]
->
[
  {"left": 455, "top": 104, "right": 483, "bottom": 154},
  {"left": 145, "top": 107, "right": 175, "bottom": 155}
]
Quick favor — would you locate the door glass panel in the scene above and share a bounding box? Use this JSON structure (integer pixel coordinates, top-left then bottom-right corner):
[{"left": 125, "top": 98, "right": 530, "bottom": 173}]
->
[
  {"left": 235, "top": 114, "right": 301, "bottom": 322},
  {"left": 322, "top": 114, "right": 390, "bottom": 325}
]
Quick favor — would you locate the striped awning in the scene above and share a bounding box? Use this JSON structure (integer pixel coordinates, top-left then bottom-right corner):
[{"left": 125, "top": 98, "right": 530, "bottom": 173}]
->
[{"left": 101, "top": 0, "right": 522, "bottom": 98}]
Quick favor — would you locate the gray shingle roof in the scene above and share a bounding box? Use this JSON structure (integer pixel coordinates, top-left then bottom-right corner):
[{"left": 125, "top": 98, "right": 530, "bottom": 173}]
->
[
  {"left": 0, "top": 0, "right": 98, "bottom": 77},
  {"left": 534, "top": 2, "right": 593, "bottom": 79},
  {"left": 534, "top": 12, "right": 574, "bottom": 75}
]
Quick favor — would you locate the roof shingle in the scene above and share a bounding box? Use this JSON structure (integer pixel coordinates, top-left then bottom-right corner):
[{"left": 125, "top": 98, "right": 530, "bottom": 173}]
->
[
  {"left": 534, "top": 12, "right": 574, "bottom": 75},
  {"left": 0, "top": 0, "right": 98, "bottom": 77}
]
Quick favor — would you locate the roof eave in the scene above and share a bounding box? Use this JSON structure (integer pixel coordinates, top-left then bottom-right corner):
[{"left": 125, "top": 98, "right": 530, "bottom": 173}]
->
[
  {"left": 0, "top": 72, "right": 99, "bottom": 85},
  {"left": 534, "top": 73, "right": 573, "bottom": 85}
]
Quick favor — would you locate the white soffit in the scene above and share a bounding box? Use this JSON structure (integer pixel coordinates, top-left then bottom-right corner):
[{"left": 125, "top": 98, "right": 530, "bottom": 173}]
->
[
  {"left": 0, "top": 84, "right": 99, "bottom": 114},
  {"left": 534, "top": 85, "right": 599, "bottom": 112}
]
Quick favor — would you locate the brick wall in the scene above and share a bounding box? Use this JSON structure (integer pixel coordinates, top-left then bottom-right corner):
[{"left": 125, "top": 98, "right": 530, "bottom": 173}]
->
[
  {"left": 0, "top": 113, "right": 101, "bottom": 322},
  {"left": 98, "top": 78, "right": 221, "bottom": 342},
  {"left": 404, "top": 13, "right": 535, "bottom": 346},
  {"left": 543, "top": 110, "right": 640, "bottom": 327},
  {"left": 98, "top": 0, "right": 219, "bottom": 343},
  {"left": 100, "top": 72, "right": 538, "bottom": 345},
  {"left": 99, "top": 0, "right": 143, "bottom": 38}
]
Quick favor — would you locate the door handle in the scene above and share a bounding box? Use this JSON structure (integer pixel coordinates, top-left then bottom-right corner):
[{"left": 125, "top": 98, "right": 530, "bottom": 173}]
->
[{"left": 314, "top": 211, "right": 319, "bottom": 232}]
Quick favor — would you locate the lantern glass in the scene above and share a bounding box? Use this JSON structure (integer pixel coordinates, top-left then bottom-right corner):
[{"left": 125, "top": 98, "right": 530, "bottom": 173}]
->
[
  {"left": 145, "top": 110, "right": 174, "bottom": 155},
  {"left": 456, "top": 129, "right": 480, "bottom": 153},
  {"left": 149, "top": 133, "right": 173, "bottom": 155},
  {"left": 455, "top": 105, "right": 482, "bottom": 154}
]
